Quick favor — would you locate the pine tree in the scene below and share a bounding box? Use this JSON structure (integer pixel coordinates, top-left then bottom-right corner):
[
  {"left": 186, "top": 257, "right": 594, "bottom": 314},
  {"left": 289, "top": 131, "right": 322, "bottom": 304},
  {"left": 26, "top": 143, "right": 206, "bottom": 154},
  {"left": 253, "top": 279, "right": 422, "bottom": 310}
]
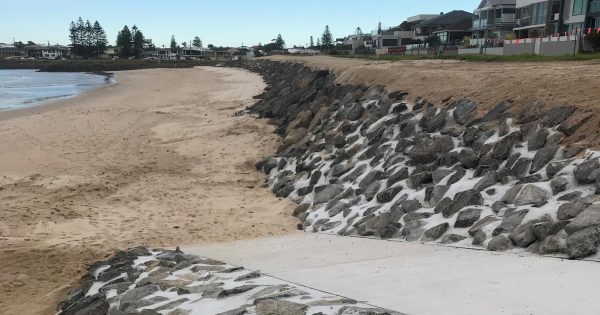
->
[
  {"left": 116, "top": 25, "right": 133, "bottom": 58},
  {"left": 92, "top": 21, "right": 108, "bottom": 57},
  {"left": 310, "top": 36, "right": 314, "bottom": 48},
  {"left": 132, "top": 25, "right": 145, "bottom": 58},
  {"left": 83, "top": 20, "right": 94, "bottom": 56},
  {"left": 170, "top": 35, "right": 178, "bottom": 49},
  {"left": 274, "top": 34, "right": 285, "bottom": 50},
  {"left": 69, "top": 21, "right": 80, "bottom": 57},
  {"left": 193, "top": 36, "right": 203, "bottom": 48},
  {"left": 321, "top": 25, "right": 333, "bottom": 50},
  {"left": 316, "top": 38, "right": 321, "bottom": 48}
]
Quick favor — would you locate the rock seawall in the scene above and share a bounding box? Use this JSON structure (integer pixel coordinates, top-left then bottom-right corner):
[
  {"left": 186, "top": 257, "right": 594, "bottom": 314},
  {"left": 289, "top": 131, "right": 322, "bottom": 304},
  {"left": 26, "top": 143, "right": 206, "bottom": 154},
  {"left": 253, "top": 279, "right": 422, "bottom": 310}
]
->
[
  {"left": 234, "top": 60, "right": 600, "bottom": 259},
  {"left": 58, "top": 247, "right": 399, "bottom": 315}
]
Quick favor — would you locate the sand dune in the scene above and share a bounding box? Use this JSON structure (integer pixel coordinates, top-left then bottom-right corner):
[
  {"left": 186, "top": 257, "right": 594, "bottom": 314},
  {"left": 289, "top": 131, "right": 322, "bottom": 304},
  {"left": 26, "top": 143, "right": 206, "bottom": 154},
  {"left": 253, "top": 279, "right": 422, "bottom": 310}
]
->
[{"left": 0, "top": 67, "right": 297, "bottom": 315}]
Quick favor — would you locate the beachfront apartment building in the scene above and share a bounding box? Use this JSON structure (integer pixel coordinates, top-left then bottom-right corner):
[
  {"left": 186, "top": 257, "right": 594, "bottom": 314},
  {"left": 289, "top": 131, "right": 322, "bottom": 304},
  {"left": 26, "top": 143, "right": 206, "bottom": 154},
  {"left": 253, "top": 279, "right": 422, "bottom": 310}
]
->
[
  {"left": 471, "top": 0, "right": 517, "bottom": 42},
  {"left": 514, "top": 0, "right": 562, "bottom": 37}
]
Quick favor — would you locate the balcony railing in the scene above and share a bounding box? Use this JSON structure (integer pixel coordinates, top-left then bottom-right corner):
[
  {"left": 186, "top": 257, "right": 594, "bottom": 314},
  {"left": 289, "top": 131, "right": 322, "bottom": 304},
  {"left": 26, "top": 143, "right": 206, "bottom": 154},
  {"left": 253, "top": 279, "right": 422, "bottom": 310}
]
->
[{"left": 474, "top": 16, "right": 515, "bottom": 28}]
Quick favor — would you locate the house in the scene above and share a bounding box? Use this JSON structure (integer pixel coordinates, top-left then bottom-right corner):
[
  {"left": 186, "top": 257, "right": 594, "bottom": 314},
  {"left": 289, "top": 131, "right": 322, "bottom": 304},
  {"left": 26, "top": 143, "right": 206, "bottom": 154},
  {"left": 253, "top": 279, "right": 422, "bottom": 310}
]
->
[
  {"left": 230, "top": 47, "right": 255, "bottom": 60},
  {"left": 99, "top": 47, "right": 116, "bottom": 59},
  {"left": 417, "top": 10, "right": 474, "bottom": 44},
  {"left": 0, "top": 43, "right": 21, "bottom": 59},
  {"left": 374, "top": 25, "right": 414, "bottom": 49},
  {"left": 181, "top": 47, "right": 210, "bottom": 60},
  {"left": 472, "top": 0, "right": 517, "bottom": 42},
  {"left": 514, "top": 0, "right": 562, "bottom": 37},
  {"left": 342, "top": 33, "right": 375, "bottom": 51},
  {"left": 407, "top": 14, "right": 442, "bottom": 39},
  {"left": 25, "top": 44, "right": 69, "bottom": 59}
]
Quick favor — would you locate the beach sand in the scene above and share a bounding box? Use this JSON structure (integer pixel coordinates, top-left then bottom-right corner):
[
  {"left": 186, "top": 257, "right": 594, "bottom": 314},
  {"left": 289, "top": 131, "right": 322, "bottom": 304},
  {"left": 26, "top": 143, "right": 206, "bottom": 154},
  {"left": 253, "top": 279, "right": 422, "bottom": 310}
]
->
[{"left": 0, "top": 67, "right": 297, "bottom": 314}]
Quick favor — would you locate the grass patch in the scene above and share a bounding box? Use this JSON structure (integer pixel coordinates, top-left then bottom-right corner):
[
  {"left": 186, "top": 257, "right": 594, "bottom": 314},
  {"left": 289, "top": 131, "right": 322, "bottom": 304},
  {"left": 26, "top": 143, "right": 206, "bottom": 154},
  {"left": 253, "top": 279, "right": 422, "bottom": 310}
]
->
[{"left": 335, "top": 52, "right": 600, "bottom": 62}]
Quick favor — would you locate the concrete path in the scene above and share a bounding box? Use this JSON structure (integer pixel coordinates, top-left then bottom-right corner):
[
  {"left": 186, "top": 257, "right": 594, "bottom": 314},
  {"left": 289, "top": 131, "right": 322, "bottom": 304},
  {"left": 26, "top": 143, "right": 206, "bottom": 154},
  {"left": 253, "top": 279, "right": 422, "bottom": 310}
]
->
[{"left": 185, "top": 233, "right": 600, "bottom": 315}]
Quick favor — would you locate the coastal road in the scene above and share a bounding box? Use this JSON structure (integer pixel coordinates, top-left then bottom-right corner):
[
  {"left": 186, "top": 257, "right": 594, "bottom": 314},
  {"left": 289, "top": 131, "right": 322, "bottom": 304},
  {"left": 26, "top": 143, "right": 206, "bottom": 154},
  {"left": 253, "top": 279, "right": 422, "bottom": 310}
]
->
[{"left": 185, "top": 233, "right": 600, "bottom": 315}]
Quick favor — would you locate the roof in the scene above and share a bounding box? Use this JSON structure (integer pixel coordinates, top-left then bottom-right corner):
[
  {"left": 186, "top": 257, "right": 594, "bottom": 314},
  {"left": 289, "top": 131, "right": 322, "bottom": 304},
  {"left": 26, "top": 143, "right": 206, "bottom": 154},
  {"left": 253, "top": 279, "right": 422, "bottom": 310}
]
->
[
  {"left": 477, "top": 0, "right": 516, "bottom": 9},
  {"left": 419, "top": 10, "right": 474, "bottom": 27}
]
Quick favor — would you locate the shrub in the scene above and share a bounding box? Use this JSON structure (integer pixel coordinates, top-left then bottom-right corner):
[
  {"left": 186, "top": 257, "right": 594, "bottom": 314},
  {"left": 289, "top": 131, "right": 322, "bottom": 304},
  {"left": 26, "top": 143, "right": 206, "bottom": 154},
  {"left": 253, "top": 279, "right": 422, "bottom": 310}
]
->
[{"left": 586, "top": 31, "right": 600, "bottom": 52}]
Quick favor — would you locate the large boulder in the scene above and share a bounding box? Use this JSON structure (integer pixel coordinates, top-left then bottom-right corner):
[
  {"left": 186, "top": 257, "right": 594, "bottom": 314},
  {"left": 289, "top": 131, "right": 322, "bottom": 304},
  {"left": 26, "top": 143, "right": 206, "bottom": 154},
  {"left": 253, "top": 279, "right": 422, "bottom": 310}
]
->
[
  {"left": 443, "top": 190, "right": 483, "bottom": 218},
  {"left": 529, "top": 146, "right": 559, "bottom": 174},
  {"left": 387, "top": 167, "right": 409, "bottom": 186},
  {"left": 491, "top": 132, "right": 520, "bottom": 160},
  {"left": 473, "top": 171, "right": 497, "bottom": 192},
  {"left": 557, "top": 198, "right": 593, "bottom": 220},
  {"left": 493, "top": 209, "right": 529, "bottom": 236},
  {"left": 509, "top": 217, "right": 551, "bottom": 248},
  {"left": 546, "top": 160, "right": 571, "bottom": 178},
  {"left": 454, "top": 208, "right": 483, "bottom": 228},
  {"left": 487, "top": 235, "right": 512, "bottom": 251},
  {"left": 419, "top": 108, "right": 448, "bottom": 132},
  {"left": 539, "top": 235, "right": 568, "bottom": 255},
  {"left": 458, "top": 148, "right": 479, "bottom": 169},
  {"left": 565, "top": 204, "right": 600, "bottom": 235},
  {"left": 550, "top": 177, "right": 569, "bottom": 195},
  {"left": 453, "top": 99, "right": 477, "bottom": 125},
  {"left": 573, "top": 158, "right": 600, "bottom": 185},
  {"left": 421, "top": 223, "right": 449, "bottom": 242},
  {"left": 376, "top": 186, "right": 404, "bottom": 203},
  {"left": 514, "top": 185, "right": 549, "bottom": 206},
  {"left": 566, "top": 225, "right": 600, "bottom": 259},
  {"left": 527, "top": 127, "right": 549, "bottom": 151},
  {"left": 256, "top": 299, "right": 308, "bottom": 315},
  {"left": 408, "top": 137, "right": 437, "bottom": 164},
  {"left": 314, "top": 184, "right": 345, "bottom": 204}
]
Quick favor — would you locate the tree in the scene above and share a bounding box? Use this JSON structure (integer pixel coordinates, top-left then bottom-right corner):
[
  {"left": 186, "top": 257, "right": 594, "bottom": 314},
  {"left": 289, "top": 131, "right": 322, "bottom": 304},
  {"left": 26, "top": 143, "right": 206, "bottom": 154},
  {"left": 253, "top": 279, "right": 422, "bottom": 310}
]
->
[
  {"left": 132, "top": 25, "right": 145, "bottom": 58},
  {"left": 309, "top": 36, "right": 314, "bottom": 48},
  {"left": 83, "top": 20, "right": 94, "bottom": 55},
  {"left": 182, "top": 42, "right": 187, "bottom": 49},
  {"left": 92, "top": 20, "right": 108, "bottom": 57},
  {"left": 321, "top": 25, "right": 333, "bottom": 50},
  {"left": 274, "top": 34, "right": 285, "bottom": 50},
  {"left": 116, "top": 25, "right": 133, "bottom": 58},
  {"left": 316, "top": 38, "right": 321, "bottom": 48},
  {"left": 355, "top": 27, "right": 363, "bottom": 36},
  {"left": 587, "top": 30, "right": 600, "bottom": 52},
  {"left": 170, "top": 35, "right": 178, "bottom": 49},
  {"left": 193, "top": 36, "right": 203, "bottom": 48},
  {"left": 424, "top": 35, "right": 441, "bottom": 47},
  {"left": 69, "top": 17, "right": 107, "bottom": 58}
]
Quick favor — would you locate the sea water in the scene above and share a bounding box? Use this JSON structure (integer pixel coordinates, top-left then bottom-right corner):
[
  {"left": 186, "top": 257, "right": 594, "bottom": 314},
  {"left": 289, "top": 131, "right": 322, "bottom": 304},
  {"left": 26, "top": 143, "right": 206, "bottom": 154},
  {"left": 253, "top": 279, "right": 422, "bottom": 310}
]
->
[{"left": 0, "top": 69, "right": 109, "bottom": 110}]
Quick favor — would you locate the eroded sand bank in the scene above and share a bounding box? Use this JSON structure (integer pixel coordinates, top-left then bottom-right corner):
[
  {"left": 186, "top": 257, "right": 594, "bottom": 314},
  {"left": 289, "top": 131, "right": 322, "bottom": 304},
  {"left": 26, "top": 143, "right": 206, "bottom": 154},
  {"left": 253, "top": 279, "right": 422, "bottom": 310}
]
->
[{"left": 0, "top": 67, "right": 297, "bottom": 314}]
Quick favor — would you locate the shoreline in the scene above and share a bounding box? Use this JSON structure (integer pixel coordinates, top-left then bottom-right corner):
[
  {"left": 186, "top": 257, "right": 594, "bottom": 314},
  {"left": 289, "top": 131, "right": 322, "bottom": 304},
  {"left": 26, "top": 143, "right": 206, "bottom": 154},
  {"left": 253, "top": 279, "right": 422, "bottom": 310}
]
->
[
  {"left": 0, "top": 66, "right": 297, "bottom": 315},
  {"left": 0, "top": 70, "right": 115, "bottom": 121}
]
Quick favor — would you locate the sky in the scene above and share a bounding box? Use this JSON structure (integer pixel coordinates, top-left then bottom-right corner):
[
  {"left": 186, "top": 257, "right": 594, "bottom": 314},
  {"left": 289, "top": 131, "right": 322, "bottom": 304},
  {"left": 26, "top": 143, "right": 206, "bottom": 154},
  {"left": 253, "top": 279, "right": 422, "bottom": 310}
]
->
[{"left": 0, "top": 0, "right": 476, "bottom": 48}]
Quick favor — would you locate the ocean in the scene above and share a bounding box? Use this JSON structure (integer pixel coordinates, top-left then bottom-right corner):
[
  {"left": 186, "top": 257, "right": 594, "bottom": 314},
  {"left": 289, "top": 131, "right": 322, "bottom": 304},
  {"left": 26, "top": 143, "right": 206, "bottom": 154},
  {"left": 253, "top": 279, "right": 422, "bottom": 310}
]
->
[{"left": 0, "top": 69, "right": 109, "bottom": 110}]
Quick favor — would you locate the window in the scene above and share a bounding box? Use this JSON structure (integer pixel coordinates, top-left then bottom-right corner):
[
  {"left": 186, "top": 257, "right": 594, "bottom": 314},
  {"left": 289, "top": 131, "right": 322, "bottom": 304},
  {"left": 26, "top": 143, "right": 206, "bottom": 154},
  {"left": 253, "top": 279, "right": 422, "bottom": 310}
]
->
[
  {"left": 496, "top": 9, "right": 502, "bottom": 19},
  {"left": 573, "top": 0, "right": 585, "bottom": 15},
  {"left": 503, "top": 8, "right": 516, "bottom": 14}
]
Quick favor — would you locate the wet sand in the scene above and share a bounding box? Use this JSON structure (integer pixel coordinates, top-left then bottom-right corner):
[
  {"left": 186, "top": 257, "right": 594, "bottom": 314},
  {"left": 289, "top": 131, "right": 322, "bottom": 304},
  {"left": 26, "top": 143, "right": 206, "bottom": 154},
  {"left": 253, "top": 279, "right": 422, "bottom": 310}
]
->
[{"left": 0, "top": 67, "right": 297, "bottom": 314}]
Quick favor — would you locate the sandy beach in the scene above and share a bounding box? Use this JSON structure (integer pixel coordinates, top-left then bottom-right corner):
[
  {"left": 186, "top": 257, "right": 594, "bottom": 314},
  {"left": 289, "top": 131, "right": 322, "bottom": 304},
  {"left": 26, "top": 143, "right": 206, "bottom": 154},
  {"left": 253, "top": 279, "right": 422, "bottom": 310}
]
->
[{"left": 0, "top": 67, "right": 297, "bottom": 315}]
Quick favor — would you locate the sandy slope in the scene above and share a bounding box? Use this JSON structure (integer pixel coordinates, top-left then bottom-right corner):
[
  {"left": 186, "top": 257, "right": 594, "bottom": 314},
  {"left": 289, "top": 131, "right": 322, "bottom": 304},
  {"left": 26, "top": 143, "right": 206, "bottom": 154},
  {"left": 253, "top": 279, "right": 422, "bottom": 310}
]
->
[
  {"left": 0, "top": 67, "right": 297, "bottom": 315},
  {"left": 267, "top": 55, "right": 600, "bottom": 147}
]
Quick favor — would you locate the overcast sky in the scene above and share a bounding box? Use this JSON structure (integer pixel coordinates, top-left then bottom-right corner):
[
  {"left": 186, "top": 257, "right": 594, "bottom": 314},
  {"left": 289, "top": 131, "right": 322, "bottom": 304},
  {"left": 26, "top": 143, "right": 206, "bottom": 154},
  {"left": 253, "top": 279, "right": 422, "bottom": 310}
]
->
[{"left": 0, "top": 0, "right": 476, "bottom": 47}]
